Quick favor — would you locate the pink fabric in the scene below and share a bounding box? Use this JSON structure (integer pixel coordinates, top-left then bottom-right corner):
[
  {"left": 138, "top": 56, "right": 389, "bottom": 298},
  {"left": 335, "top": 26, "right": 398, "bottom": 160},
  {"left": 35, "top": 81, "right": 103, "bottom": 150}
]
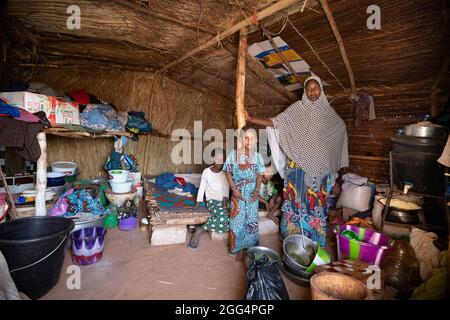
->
[
  {"left": 48, "top": 188, "right": 75, "bottom": 216},
  {"left": 16, "top": 108, "right": 41, "bottom": 123},
  {"left": 0, "top": 193, "right": 6, "bottom": 206}
]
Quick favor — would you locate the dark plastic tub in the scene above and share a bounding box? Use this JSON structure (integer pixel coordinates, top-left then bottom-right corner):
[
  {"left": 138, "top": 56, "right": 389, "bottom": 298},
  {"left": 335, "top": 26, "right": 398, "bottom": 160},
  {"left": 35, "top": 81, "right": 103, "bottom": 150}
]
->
[{"left": 0, "top": 216, "right": 74, "bottom": 299}]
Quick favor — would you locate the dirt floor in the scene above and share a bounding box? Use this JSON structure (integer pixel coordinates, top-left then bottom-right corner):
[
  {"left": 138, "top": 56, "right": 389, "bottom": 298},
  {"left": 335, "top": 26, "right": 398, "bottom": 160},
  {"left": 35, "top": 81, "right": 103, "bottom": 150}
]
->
[{"left": 41, "top": 228, "right": 311, "bottom": 300}]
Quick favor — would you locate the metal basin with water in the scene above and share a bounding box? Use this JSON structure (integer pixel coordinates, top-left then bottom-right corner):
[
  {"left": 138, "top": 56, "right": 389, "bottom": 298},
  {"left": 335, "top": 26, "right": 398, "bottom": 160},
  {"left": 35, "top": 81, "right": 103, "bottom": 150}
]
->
[{"left": 283, "top": 234, "right": 317, "bottom": 273}]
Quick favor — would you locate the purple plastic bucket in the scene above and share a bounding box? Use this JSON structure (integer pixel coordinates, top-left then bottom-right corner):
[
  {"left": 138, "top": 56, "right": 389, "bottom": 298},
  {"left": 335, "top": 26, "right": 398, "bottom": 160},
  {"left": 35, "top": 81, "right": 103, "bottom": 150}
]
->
[
  {"left": 334, "top": 225, "right": 391, "bottom": 267},
  {"left": 71, "top": 227, "right": 107, "bottom": 265},
  {"left": 119, "top": 217, "right": 137, "bottom": 231}
]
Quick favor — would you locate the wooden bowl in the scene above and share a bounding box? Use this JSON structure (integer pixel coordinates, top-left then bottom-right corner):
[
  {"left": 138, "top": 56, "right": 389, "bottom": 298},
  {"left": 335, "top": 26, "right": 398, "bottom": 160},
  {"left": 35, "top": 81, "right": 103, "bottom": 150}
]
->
[{"left": 310, "top": 272, "right": 373, "bottom": 300}]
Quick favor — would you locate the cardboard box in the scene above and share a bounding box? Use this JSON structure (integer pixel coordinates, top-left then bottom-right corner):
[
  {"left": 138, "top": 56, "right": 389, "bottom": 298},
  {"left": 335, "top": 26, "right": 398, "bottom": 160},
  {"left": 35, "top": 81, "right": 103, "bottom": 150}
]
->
[
  {"left": 0, "top": 91, "right": 80, "bottom": 126},
  {"left": 54, "top": 99, "right": 80, "bottom": 125}
]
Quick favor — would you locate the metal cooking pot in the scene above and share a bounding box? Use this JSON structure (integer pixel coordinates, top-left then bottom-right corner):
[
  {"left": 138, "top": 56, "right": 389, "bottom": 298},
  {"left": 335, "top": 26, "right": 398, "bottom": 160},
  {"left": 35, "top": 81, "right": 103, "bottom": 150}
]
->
[
  {"left": 282, "top": 255, "right": 313, "bottom": 279},
  {"left": 244, "top": 246, "right": 281, "bottom": 268},
  {"left": 282, "top": 235, "right": 317, "bottom": 272},
  {"left": 387, "top": 208, "right": 419, "bottom": 224},
  {"left": 404, "top": 124, "right": 446, "bottom": 138}
]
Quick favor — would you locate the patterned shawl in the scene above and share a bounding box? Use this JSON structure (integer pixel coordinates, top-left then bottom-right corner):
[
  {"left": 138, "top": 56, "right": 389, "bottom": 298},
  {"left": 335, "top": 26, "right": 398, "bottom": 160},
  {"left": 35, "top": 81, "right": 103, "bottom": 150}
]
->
[{"left": 270, "top": 75, "right": 349, "bottom": 177}]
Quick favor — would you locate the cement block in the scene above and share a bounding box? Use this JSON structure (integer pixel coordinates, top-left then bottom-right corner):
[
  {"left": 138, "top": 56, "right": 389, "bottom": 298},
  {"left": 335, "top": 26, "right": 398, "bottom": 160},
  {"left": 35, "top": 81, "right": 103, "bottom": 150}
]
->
[
  {"left": 258, "top": 210, "right": 267, "bottom": 218},
  {"left": 209, "top": 231, "right": 229, "bottom": 241},
  {"left": 258, "top": 217, "right": 279, "bottom": 236},
  {"left": 150, "top": 224, "right": 187, "bottom": 246}
]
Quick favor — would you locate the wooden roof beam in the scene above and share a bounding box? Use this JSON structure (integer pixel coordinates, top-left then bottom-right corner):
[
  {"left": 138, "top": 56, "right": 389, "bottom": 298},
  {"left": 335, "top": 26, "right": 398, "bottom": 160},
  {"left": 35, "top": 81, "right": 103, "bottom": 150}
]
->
[
  {"left": 158, "top": 0, "right": 301, "bottom": 73},
  {"left": 246, "top": 0, "right": 319, "bottom": 34},
  {"left": 260, "top": 22, "right": 304, "bottom": 85}
]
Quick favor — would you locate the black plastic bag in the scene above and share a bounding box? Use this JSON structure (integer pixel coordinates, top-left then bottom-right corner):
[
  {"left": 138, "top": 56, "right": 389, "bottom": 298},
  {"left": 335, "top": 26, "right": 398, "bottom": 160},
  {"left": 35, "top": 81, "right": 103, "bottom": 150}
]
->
[{"left": 245, "top": 256, "right": 290, "bottom": 300}]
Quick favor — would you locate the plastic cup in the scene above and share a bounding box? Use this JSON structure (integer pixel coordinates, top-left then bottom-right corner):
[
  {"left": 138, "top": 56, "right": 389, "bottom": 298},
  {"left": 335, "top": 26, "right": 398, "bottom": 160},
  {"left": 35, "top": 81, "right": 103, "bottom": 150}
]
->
[{"left": 103, "top": 213, "right": 118, "bottom": 229}]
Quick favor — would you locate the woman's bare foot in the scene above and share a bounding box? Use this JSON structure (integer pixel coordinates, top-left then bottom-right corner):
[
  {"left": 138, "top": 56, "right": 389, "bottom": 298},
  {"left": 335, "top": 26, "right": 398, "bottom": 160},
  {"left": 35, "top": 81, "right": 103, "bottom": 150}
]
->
[{"left": 266, "top": 211, "right": 279, "bottom": 225}]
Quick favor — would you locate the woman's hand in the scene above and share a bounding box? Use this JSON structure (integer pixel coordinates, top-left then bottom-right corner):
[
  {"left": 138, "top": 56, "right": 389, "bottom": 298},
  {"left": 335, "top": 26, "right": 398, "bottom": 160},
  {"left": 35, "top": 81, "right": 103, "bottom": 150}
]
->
[
  {"left": 233, "top": 188, "right": 245, "bottom": 202},
  {"left": 250, "top": 189, "right": 259, "bottom": 202},
  {"left": 222, "top": 198, "right": 229, "bottom": 210},
  {"left": 244, "top": 110, "right": 252, "bottom": 123}
]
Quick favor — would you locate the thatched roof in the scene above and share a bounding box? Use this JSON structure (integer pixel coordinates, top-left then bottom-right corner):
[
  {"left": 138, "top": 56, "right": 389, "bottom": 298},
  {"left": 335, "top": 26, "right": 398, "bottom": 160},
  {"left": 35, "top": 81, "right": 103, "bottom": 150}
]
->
[
  {"left": 2, "top": 0, "right": 306, "bottom": 107},
  {"left": 249, "top": 0, "right": 449, "bottom": 96},
  {"left": 2, "top": 0, "right": 448, "bottom": 107}
]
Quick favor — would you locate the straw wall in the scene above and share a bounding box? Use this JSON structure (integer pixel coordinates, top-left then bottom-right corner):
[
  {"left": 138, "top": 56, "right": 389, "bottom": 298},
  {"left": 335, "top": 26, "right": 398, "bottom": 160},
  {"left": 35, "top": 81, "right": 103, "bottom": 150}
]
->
[{"left": 26, "top": 69, "right": 234, "bottom": 179}]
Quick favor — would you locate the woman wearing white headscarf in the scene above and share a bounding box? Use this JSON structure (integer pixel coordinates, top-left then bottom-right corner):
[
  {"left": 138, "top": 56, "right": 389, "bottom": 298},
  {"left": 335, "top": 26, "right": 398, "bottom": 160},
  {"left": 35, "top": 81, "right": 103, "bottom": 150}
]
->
[{"left": 245, "top": 75, "right": 349, "bottom": 246}]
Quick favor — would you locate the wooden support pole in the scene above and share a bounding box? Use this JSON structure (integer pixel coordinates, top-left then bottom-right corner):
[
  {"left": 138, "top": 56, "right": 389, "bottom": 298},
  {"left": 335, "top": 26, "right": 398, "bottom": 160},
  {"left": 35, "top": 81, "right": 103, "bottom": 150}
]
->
[
  {"left": 236, "top": 29, "right": 247, "bottom": 130},
  {"left": 159, "top": 0, "right": 300, "bottom": 73},
  {"left": 35, "top": 132, "right": 47, "bottom": 216},
  {"left": 260, "top": 23, "right": 303, "bottom": 86},
  {"left": 430, "top": 55, "right": 449, "bottom": 117},
  {"left": 0, "top": 166, "right": 17, "bottom": 220},
  {"left": 318, "top": 0, "right": 356, "bottom": 96}
]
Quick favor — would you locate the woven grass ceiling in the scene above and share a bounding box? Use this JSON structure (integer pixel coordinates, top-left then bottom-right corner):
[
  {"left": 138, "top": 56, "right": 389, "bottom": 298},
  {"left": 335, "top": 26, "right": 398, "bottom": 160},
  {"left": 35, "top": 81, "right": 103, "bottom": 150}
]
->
[{"left": 2, "top": 0, "right": 449, "bottom": 106}]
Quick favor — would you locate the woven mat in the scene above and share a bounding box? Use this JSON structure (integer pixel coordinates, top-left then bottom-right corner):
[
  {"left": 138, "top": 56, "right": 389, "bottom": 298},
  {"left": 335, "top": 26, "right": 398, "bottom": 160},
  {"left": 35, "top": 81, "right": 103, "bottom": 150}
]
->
[{"left": 144, "top": 180, "right": 210, "bottom": 225}]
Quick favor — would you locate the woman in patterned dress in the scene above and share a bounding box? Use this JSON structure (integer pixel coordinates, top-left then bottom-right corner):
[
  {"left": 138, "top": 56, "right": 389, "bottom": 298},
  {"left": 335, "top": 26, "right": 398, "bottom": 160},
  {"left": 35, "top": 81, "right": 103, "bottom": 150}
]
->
[
  {"left": 223, "top": 126, "right": 265, "bottom": 260},
  {"left": 244, "top": 76, "right": 349, "bottom": 247}
]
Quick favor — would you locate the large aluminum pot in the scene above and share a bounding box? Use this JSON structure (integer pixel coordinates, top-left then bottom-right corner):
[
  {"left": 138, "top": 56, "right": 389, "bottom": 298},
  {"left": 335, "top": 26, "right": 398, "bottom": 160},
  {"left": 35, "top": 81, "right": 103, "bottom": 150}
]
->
[{"left": 404, "top": 124, "right": 446, "bottom": 138}]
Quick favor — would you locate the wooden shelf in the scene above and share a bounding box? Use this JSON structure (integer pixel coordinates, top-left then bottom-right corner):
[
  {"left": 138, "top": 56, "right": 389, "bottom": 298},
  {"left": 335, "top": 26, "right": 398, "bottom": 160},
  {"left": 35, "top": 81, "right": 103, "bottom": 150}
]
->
[
  {"left": 43, "top": 128, "right": 134, "bottom": 139},
  {"left": 42, "top": 128, "right": 169, "bottom": 139}
]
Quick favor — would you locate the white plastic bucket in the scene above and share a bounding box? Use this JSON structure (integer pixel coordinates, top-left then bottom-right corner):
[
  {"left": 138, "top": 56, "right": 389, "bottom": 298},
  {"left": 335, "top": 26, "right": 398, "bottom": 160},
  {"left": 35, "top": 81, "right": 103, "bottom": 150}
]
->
[
  {"left": 109, "top": 180, "right": 133, "bottom": 193},
  {"left": 108, "top": 170, "right": 130, "bottom": 183},
  {"left": 51, "top": 161, "right": 78, "bottom": 176}
]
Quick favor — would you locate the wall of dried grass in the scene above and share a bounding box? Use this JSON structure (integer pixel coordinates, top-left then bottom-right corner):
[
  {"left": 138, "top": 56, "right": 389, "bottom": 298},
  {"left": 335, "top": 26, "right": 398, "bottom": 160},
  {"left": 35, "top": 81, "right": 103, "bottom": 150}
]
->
[{"left": 26, "top": 69, "right": 234, "bottom": 179}]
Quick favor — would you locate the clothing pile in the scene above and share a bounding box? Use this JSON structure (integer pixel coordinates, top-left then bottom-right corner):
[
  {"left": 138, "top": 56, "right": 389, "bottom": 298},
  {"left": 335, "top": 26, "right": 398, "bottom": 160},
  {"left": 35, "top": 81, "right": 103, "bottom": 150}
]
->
[
  {"left": 155, "top": 172, "right": 198, "bottom": 197},
  {"left": 80, "top": 104, "right": 125, "bottom": 132},
  {"left": 126, "top": 111, "right": 152, "bottom": 134},
  {"left": 2, "top": 84, "right": 152, "bottom": 136},
  {"left": 104, "top": 136, "right": 139, "bottom": 172},
  {"left": 0, "top": 98, "right": 46, "bottom": 161},
  {"left": 352, "top": 91, "right": 376, "bottom": 128},
  {"left": 411, "top": 250, "right": 447, "bottom": 300},
  {"left": 48, "top": 188, "right": 110, "bottom": 219}
]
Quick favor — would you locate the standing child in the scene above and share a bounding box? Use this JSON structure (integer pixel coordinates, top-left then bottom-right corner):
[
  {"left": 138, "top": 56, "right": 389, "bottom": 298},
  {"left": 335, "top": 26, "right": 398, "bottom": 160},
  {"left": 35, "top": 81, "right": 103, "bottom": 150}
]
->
[
  {"left": 224, "top": 125, "right": 265, "bottom": 260},
  {"left": 188, "top": 148, "right": 230, "bottom": 250},
  {"left": 258, "top": 164, "right": 282, "bottom": 224}
]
